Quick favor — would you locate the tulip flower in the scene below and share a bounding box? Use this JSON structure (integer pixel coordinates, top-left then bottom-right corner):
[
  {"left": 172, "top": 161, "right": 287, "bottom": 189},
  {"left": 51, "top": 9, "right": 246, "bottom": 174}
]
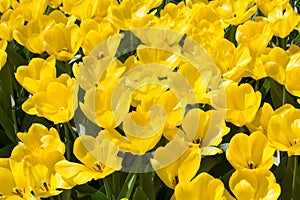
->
[
  {"left": 263, "top": 47, "right": 289, "bottom": 85},
  {"left": 0, "top": 9, "right": 24, "bottom": 41},
  {"left": 229, "top": 170, "right": 281, "bottom": 200},
  {"left": 15, "top": 56, "right": 56, "bottom": 94},
  {"left": 246, "top": 103, "right": 274, "bottom": 134},
  {"left": 44, "top": 23, "right": 83, "bottom": 61},
  {"left": 55, "top": 132, "right": 122, "bottom": 185},
  {"left": 213, "top": 82, "right": 262, "bottom": 127},
  {"left": 108, "top": 0, "right": 161, "bottom": 30},
  {"left": 0, "top": 39, "right": 7, "bottom": 70},
  {"left": 151, "top": 138, "right": 201, "bottom": 189},
  {"left": 236, "top": 20, "right": 273, "bottom": 54},
  {"left": 267, "top": 3, "right": 300, "bottom": 38},
  {"left": 0, "top": 0, "right": 10, "bottom": 13},
  {"left": 182, "top": 109, "right": 229, "bottom": 156},
  {"left": 212, "top": 0, "right": 257, "bottom": 26},
  {"left": 226, "top": 131, "right": 275, "bottom": 171},
  {"left": 285, "top": 45, "right": 300, "bottom": 97},
  {"left": 80, "top": 19, "right": 118, "bottom": 55},
  {"left": 268, "top": 104, "right": 300, "bottom": 156},
  {"left": 22, "top": 74, "right": 78, "bottom": 124},
  {"left": 174, "top": 172, "right": 234, "bottom": 200},
  {"left": 13, "top": 15, "right": 55, "bottom": 54},
  {"left": 11, "top": 0, "right": 47, "bottom": 21}
]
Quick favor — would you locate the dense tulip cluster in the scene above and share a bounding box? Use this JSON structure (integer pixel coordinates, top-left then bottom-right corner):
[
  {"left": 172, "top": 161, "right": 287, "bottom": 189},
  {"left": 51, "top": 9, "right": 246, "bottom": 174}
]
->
[{"left": 0, "top": 0, "right": 300, "bottom": 199}]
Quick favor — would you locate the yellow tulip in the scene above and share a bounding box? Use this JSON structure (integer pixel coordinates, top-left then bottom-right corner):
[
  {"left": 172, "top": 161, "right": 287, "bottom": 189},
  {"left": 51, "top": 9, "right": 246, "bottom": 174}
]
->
[
  {"left": 158, "top": 2, "right": 192, "bottom": 34},
  {"left": 0, "top": 9, "right": 24, "bottom": 41},
  {"left": 212, "top": 0, "right": 257, "bottom": 26},
  {"left": 108, "top": 0, "right": 161, "bottom": 30},
  {"left": 213, "top": 82, "right": 262, "bottom": 126},
  {"left": 0, "top": 123, "right": 72, "bottom": 199},
  {"left": 46, "top": 0, "right": 61, "bottom": 8},
  {"left": 188, "top": 2, "right": 223, "bottom": 26},
  {"left": 22, "top": 74, "right": 78, "bottom": 124},
  {"left": 226, "top": 131, "right": 275, "bottom": 171},
  {"left": 0, "top": 39, "right": 7, "bottom": 71},
  {"left": 0, "top": 158, "right": 34, "bottom": 199},
  {"left": 268, "top": 104, "right": 300, "bottom": 156},
  {"left": 79, "top": 61, "right": 128, "bottom": 128},
  {"left": 236, "top": 20, "right": 273, "bottom": 54},
  {"left": 188, "top": 19, "right": 224, "bottom": 49},
  {"left": 55, "top": 132, "right": 122, "bottom": 185},
  {"left": 15, "top": 56, "right": 56, "bottom": 94},
  {"left": 242, "top": 48, "right": 270, "bottom": 80},
  {"left": 246, "top": 103, "right": 274, "bottom": 134},
  {"left": 60, "top": 0, "right": 95, "bottom": 20},
  {"left": 152, "top": 142, "right": 201, "bottom": 189},
  {"left": 11, "top": 0, "right": 47, "bottom": 21},
  {"left": 208, "top": 39, "right": 251, "bottom": 82},
  {"left": 182, "top": 109, "right": 229, "bottom": 156},
  {"left": 44, "top": 23, "right": 83, "bottom": 61},
  {"left": 229, "top": 170, "right": 281, "bottom": 200},
  {"left": 13, "top": 15, "right": 55, "bottom": 54},
  {"left": 285, "top": 45, "right": 300, "bottom": 97},
  {"left": 263, "top": 47, "right": 289, "bottom": 85},
  {"left": 17, "top": 123, "right": 65, "bottom": 156},
  {"left": 0, "top": 0, "right": 10, "bottom": 13},
  {"left": 266, "top": 3, "right": 300, "bottom": 38},
  {"left": 257, "top": 0, "right": 289, "bottom": 16},
  {"left": 80, "top": 19, "right": 118, "bottom": 55},
  {"left": 174, "top": 172, "right": 234, "bottom": 200}
]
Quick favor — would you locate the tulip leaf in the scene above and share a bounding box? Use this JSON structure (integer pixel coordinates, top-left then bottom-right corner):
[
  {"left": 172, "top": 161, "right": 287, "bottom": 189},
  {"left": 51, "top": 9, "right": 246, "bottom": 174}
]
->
[
  {"left": 139, "top": 173, "right": 155, "bottom": 200},
  {"left": 116, "top": 173, "right": 137, "bottom": 199},
  {"left": 133, "top": 186, "right": 149, "bottom": 200},
  {"left": 199, "top": 155, "right": 222, "bottom": 173},
  {"left": 269, "top": 78, "right": 297, "bottom": 109},
  {"left": 0, "top": 106, "right": 17, "bottom": 143},
  {"left": 91, "top": 191, "right": 109, "bottom": 200},
  {"left": 260, "top": 78, "right": 270, "bottom": 100},
  {"left": 0, "top": 143, "right": 15, "bottom": 158},
  {"left": 74, "top": 184, "right": 108, "bottom": 200}
]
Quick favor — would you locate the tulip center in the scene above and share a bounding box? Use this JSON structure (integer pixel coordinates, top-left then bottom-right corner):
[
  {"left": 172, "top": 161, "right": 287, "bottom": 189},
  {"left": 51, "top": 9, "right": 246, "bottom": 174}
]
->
[
  {"left": 62, "top": 47, "right": 70, "bottom": 52},
  {"left": 247, "top": 161, "right": 256, "bottom": 169},
  {"left": 93, "top": 161, "right": 105, "bottom": 173},
  {"left": 193, "top": 138, "right": 202, "bottom": 147},
  {"left": 13, "top": 187, "right": 24, "bottom": 198},
  {"left": 40, "top": 181, "right": 50, "bottom": 192},
  {"left": 172, "top": 175, "right": 179, "bottom": 188}
]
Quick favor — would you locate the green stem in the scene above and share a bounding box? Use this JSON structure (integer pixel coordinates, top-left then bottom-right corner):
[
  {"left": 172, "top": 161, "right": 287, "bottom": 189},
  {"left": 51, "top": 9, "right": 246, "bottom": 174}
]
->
[
  {"left": 255, "top": 80, "right": 259, "bottom": 91},
  {"left": 103, "top": 178, "right": 113, "bottom": 200},
  {"left": 63, "top": 123, "right": 72, "bottom": 160},
  {"left": 67, "top": 122, "right": 77, "bottom": 140},
  {"left": 282, "top": 86, "right": 286, "bottom": 105},
  {"left": 292, "top": 156, "right": 298, "bottom": 196},
  {"left": 279, "top": 37, "right": 287, "bottom": 49},
  {"left": 116, "top": 173, "right": 137, "bottom": 199}
]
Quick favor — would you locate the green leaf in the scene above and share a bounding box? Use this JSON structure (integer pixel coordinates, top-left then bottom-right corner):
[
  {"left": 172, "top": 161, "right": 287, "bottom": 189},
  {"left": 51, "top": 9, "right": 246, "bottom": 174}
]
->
[
  {"left": 0, "top": 106, "right": 17, "bottom": 143},
  {"left": 139, "top": 173, "right": 155, "bottom": 200},
  {"left": 133, "top": 187, "right": 149, "bottom": 200},
  {"left": 269, "top": 78, "right": 297, "bottom": 109},
  {"left": 116, "top": 173, "right": 137, "bottom": 200},
  {"left": 199, "top": 156, "right": 222, "bottom": 173},
  {"left": 91, "top": 191, "right": 109, "bottom": 200},
  {"left": 260, "top": 78, "right": 270, "bottom": 100},
  {"left": 74, "top": 184, "right": 108, "bottom": 200},
  {"left": 0, "top": 143, "right": 16, "bottom": 157}
]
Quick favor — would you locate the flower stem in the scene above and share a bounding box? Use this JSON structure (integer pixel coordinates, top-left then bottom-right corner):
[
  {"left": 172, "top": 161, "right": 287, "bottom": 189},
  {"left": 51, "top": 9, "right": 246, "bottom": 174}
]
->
[
  {"left": 292, "top": 156, "right": 298, "bottom": 196},
  {"left": 63, "top": 123, "right": 72, "bottom": 160},
  {"left": 103, "top": 178, "right": 113, "bottom": 200}
]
